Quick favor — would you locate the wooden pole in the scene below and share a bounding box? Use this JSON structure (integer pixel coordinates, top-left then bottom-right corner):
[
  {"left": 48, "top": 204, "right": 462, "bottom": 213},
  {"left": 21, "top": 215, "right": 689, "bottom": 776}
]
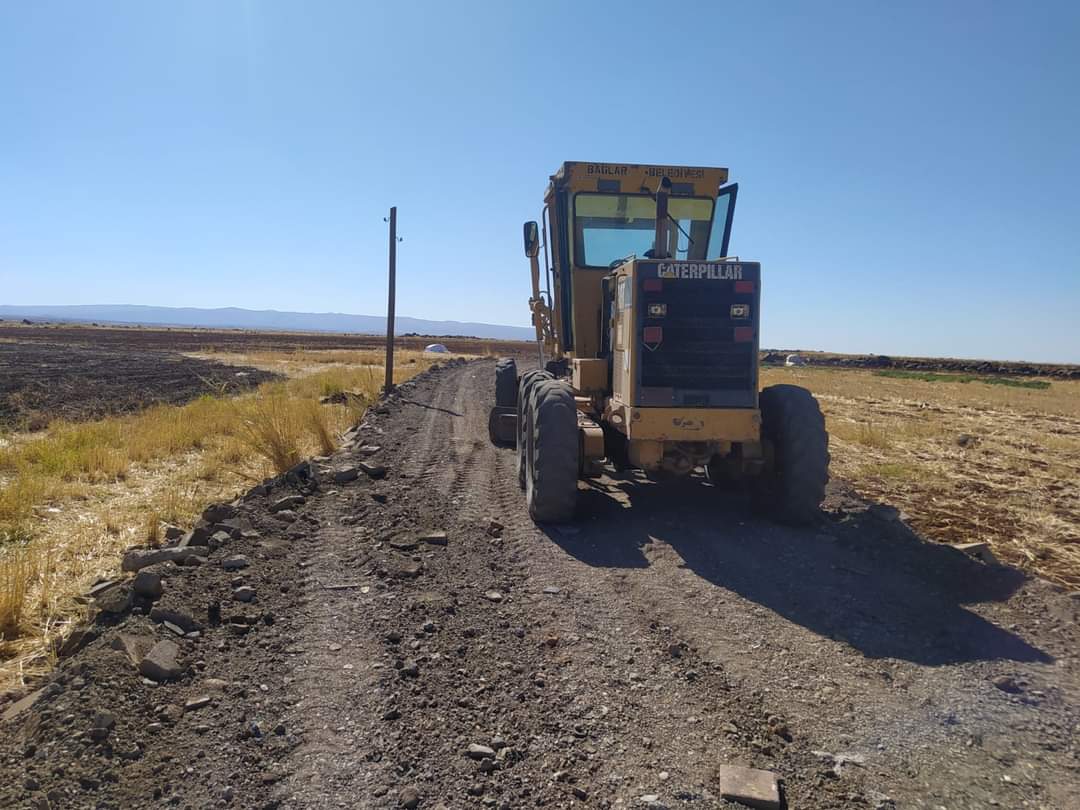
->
[{"left": 384, "top": 206, "right": 397, "bottom": 394}]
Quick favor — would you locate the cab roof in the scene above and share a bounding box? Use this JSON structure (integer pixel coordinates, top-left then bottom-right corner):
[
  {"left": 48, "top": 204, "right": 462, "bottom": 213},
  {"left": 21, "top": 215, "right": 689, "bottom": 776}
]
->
[{"left": 550, "top": 161, "right": 729, "bottom": 198}]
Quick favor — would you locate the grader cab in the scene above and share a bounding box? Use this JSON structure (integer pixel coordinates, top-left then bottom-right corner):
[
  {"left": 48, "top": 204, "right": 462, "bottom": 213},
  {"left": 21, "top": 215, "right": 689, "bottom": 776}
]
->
[{"left": 489, "top": 161, "right": 829, "bottom": 523}]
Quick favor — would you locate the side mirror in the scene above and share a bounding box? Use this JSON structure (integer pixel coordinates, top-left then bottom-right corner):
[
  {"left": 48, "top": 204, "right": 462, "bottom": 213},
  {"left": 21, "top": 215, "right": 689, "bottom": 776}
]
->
[{"left": 523, "top": 221, "right": 540, "bottom": 258}]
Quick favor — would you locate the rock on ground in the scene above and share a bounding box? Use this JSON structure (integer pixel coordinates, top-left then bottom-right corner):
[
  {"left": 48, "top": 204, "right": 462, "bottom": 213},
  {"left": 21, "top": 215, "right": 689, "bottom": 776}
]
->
[{"left": 138, "top": 640, "right": 183, "bottom": 682}]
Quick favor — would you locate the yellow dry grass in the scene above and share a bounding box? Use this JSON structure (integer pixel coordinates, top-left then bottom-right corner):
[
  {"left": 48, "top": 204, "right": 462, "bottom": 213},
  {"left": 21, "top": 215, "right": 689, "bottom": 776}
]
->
[
  {"left": 0, "top": 545, "right": 32, "bottom": 642},
  {"left": 0, "top": 348, "right": 449, "bottom": 688},
  {"left": 763, "top": 366, "right": 1080, "bottom": 588}
]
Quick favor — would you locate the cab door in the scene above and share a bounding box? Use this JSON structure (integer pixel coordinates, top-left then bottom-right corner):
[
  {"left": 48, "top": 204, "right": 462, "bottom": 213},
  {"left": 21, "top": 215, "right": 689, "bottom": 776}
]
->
[
  {"left": 611, "top": 274, "right": 632, "bottom": 402},
  {"left": 708, "top": 184, "right": 739, "bottom": 259}
]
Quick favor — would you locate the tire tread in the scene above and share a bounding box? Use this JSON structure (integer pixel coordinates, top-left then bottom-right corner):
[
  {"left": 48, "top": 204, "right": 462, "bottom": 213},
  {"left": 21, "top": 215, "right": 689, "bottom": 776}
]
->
[
  {"left": 526, "top": 379, "right": 579, "bottom": 522},
  {"left": 758, "top": 384, "right": 830, "bottom": 524},
  {"left": 517, "top": 370, "right": 552, "bottom": 489},
  {"left": 495, "top": 358, "right": 517, "bottom": 408}
]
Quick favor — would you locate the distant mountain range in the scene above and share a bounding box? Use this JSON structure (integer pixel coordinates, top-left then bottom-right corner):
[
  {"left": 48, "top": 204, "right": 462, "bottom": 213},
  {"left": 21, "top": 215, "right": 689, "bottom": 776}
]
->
[{"left": 0, "top": 304, "right": 534, "bottom": 341}]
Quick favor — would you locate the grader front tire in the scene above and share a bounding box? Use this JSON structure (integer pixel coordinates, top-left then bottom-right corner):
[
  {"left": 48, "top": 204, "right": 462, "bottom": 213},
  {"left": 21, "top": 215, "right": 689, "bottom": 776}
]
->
[
  {"left": 525, "top": 379, "right": 579, "bottom": 523},
  {"left": 756, "top": 384, "right": 830, "bottom": 525},
  {"left": 495, "top": 358, "right": 518, "bottom": 408},
  {"left": 517, "top": 370, "right": 552, "bottom": 490}
]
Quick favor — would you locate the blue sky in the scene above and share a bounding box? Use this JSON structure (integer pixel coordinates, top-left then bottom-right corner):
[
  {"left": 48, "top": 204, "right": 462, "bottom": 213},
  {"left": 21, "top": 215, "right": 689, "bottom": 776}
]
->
[{"left": 1, "top": 1, "right": 1078, "bottom": 362}]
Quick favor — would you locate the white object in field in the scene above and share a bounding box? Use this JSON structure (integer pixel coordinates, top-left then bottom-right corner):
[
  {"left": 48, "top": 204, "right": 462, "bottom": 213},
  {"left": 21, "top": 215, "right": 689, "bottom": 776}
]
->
[
  {"left": 785, "top": 354, "right": 806, "bottom": 367},
  {"left": 424, "top": 343, "right": 450, "bottom": 354}
]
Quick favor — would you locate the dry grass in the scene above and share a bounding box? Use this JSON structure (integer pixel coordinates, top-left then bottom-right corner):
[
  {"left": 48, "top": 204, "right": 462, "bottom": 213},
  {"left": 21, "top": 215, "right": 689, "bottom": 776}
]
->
[
  {"left": 189, "top": 348, "right": 431, "bottom": 381},
  {"left": 303, "top": 400, "right": 337, "bottom": 457},
  {"left": 238, "top": 387, "right": 305, "bottom": 473},
  {"left": 764, "top": 367, "right": 1080, "bottom": 588},
  {"left": 829, "top": 420, "right": 893, "bottom": 449},
  {"left": 0, "top": 348, "right": 454, "bottom": 688},
  {"left": 0, "top": 545, "right": 32, "bottom": 641}
]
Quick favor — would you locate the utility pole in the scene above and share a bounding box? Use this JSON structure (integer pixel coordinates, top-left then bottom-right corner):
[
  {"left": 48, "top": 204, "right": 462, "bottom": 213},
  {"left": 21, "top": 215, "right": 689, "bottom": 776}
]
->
[{"left": 384, "top": 206, "right": 397, "bottom": 394}]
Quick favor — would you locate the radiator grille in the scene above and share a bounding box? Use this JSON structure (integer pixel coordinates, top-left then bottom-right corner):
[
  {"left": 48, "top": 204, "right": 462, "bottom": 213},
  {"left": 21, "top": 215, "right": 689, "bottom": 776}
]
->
[{"left": 638, "top": 277, "right": 757, "bottom": 404}]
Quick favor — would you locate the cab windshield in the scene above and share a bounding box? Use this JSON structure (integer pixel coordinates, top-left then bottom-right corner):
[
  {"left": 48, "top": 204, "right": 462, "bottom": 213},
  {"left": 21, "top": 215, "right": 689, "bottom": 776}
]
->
[{"left": 573, "top": 193, "right": 715, "bottom": 268}]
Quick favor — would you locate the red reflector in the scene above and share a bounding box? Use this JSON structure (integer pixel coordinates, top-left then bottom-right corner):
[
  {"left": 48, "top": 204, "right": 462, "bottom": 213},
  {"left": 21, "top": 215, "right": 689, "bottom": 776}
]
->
[
  {"left": 735, "top": 280, "right": 755, "bottom": 293},
  {"left": 734, "top": 326, "right": 754, "bottom": 342},
  {"left": 643, "top": 278, "right": 663, "bottom": 292},
  {"left": 643, "top": 326, "right": 663, "bottom": 344}
]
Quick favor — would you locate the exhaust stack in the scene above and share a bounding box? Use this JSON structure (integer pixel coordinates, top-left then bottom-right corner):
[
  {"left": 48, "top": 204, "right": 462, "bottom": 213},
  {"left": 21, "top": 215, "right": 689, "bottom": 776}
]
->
[{"left": 652, "top": 176, "right": 672, "bottom": 260}]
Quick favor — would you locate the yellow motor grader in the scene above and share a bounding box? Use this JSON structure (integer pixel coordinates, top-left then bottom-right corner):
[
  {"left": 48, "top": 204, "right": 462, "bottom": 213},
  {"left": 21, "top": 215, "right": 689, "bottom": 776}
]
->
[{"left": 489, "top": 161, "right": 829, "bottom": 523}]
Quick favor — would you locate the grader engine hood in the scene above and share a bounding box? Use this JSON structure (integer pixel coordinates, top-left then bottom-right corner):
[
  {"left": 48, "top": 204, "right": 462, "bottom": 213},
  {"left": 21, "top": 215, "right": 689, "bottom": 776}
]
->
[{"left": 634, "top": 259, "right": 761, "bottom": 408}]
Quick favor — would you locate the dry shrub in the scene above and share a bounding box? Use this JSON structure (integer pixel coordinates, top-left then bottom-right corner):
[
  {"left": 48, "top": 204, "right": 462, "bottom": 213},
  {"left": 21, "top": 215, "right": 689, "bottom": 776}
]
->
[
  {"left": 33, "top": 543, "right": 56, "bottom": 624},
  {"left": 0, "top": 467, "right": 50, "bottom": 525},
  {"left": 144, "top": 511, "right": 162, "bottom": 546},
  {"left": 0, "top": 545, "right": 33, "bottom": 642},
  {"left": 828, "top": 419, "right": 892, "bottom": 449},
  {"left": 239, "top": 390, "right": 304, "bottom": 474},
  {"left": 159, "top": 486, "right": 201, "bottom": 527},
  {"left": 857, "top": 423, "right": 891, "bottom": 448},
  {"left": 319, "top": 377, "right": 346, "bottom": 398},
  {"left": 860, "top": 461, "right": 921, "bottom": 481},
  {"left": 304, "top": 400, "right": 336, "bottom": 456}
]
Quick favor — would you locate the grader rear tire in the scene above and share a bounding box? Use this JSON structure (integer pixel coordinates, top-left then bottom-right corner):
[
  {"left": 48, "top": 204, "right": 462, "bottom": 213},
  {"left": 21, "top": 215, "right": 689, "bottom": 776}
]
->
[
  {"left": 517, "top": 370, "right": 552, "bottom": 490},
  {"left": 756, "top": 384, "right": 830, "bottom": 525},
  {"left": 525, "top": 379, "right": 579, "bottom": 523},
  {"left": 495, "top": 358, "right": 518, "bottom": 408}
]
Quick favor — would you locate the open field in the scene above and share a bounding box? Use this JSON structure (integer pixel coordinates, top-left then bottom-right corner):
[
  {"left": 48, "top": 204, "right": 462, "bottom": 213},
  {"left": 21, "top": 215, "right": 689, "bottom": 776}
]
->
[
  {"left": 762, "top": 366, "right": 1080, "bottom": 588},
  {"left": 0, "top": 321, "right": 526, "bottom": 357},
  {"left": 0, "top": 337, "right": 457, "bottom": 688},
  {"left": 0, "top": 340, "right": 278, "bottom": 429},
  {"left": 6, "top": 321, "right": 1080, "bottom": 375},
  {"left": 764, "top": 348, "right": 1080, "bottom": 379}
]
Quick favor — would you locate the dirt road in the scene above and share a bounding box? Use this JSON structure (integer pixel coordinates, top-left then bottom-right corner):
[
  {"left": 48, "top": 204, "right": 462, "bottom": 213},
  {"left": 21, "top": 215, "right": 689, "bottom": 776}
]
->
[{"left": 3, "top": 359, "right": 1077, "bottom": 809}]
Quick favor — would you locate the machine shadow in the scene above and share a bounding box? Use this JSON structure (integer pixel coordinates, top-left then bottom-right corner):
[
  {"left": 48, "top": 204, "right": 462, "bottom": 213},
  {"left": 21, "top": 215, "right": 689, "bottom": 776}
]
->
[{"left": 543, "top": 474, "right": 1052, "bottom": 667}]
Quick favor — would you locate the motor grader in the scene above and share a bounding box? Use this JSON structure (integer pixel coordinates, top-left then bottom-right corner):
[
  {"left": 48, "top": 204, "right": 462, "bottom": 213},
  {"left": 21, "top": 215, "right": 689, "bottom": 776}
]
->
[{"left": 489, "top": 161, "right": 829, "bottom": 524}]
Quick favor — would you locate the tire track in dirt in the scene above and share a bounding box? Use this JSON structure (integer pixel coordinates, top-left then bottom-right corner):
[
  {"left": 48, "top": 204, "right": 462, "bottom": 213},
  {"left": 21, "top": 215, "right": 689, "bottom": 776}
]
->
[{"left": 399, "top": 371, "right": 460, "bottom": 483}]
